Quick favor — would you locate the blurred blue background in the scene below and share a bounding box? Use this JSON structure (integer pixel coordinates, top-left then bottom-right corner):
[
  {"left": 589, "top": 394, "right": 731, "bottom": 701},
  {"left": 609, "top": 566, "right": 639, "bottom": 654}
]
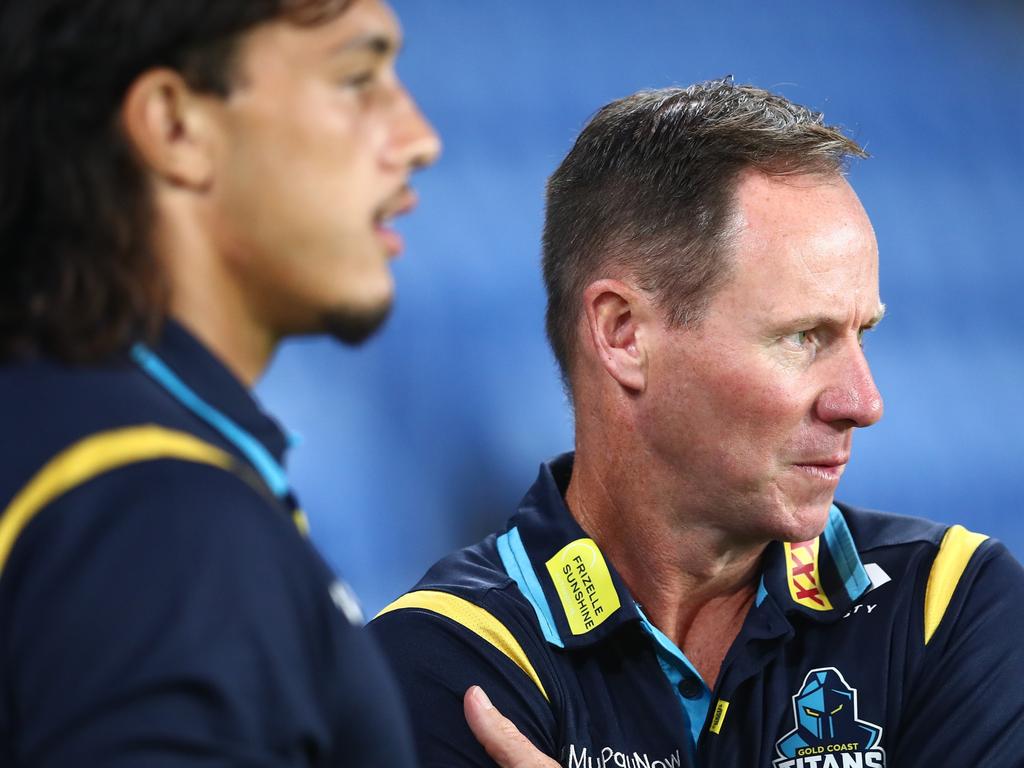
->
[{"left": 257, "top": 0, "right": 1024, "bottom": 616}]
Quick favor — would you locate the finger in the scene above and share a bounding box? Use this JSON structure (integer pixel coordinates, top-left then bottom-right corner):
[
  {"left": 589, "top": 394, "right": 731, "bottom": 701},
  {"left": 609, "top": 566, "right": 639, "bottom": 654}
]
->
[{"left": 463, "top": 686, "right": 559, "bottom": 768}]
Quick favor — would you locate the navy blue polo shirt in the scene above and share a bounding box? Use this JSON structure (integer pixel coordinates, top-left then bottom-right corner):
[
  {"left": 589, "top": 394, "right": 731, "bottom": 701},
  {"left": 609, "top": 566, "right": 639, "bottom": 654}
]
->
[
  {"left": 370, "top": 453, "right": 1024, "bottom": 767},
  {"left": 0, "top": 322, "right": 416, "bottom": 767}
]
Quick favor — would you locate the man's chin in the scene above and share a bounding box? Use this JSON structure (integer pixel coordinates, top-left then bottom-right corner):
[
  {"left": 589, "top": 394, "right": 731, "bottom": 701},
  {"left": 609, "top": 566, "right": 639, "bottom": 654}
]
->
[
  {"left": 322, "top": 300, "right": 393, "bottom": 346},
  {"left": 779, "top": 498, "right": 835, "bottom": 543}
]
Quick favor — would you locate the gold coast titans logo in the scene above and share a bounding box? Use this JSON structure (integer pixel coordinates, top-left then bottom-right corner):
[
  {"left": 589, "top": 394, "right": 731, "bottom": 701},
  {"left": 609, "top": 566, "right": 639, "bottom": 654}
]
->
[{"left": 773, "top": 668, "right": 885, "bottom": 768}]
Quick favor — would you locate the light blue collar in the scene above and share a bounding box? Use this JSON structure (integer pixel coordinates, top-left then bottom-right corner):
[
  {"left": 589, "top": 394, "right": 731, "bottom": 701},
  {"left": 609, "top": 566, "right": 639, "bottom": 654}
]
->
[{"left": 131, "top": 343, "right": 290, "bottom": 499}]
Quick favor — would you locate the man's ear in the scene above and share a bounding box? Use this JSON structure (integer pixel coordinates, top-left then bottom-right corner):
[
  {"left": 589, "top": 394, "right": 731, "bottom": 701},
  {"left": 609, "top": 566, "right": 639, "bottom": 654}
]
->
[
  {"left": 119, "top": 68, "right": 219, "bottom": 189},
  {"left": 581, "top": 278, "right": 650, "bottom": 394}
]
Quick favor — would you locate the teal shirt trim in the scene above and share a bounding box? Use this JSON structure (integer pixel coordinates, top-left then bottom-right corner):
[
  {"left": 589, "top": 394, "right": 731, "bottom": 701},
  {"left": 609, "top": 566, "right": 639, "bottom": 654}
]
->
[
  {"left": 637, "top": 605, "right": 709, "bottom": 757},
  {"left": 755, "top": 575, "right": 768, "bottom": 607},
  {"left": 823, "top": 504, "right": 871, "bottom": 602},
  {"left": 497, "top": 527, "right": 563, "bottom": 648},
  {"left": 131, "top": 343, "right": 290, "bottom": 498}
]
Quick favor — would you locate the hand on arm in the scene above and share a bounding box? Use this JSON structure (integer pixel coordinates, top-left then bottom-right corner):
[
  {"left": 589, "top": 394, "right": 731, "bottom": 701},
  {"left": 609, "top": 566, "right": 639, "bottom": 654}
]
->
[{"left": 464, "top": 687, "right": 560, "bottom": 768}]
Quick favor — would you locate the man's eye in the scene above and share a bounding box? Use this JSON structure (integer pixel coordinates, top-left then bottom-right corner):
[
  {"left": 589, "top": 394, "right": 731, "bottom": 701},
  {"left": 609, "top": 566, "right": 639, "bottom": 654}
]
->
[
  {"left": 783, "top": 330, "right": 812, "bottom": 349},
  {"left": 342, "top": 71, "right": 376, "bottom": 89}
]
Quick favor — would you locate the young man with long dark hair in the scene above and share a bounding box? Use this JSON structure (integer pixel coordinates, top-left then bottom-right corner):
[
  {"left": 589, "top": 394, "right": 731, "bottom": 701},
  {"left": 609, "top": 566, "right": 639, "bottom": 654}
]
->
[{"left": 0, "top": 2, "right": 439, "bottom": 764}]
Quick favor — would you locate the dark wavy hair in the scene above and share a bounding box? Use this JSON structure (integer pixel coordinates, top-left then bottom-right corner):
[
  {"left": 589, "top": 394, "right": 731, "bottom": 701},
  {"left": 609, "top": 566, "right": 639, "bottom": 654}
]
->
[
  {"left": 542, "top": 79, "right": 867, "bottom": 390},
  {"left": 0, "top": 0, "right": 352, "bottom": 363}
]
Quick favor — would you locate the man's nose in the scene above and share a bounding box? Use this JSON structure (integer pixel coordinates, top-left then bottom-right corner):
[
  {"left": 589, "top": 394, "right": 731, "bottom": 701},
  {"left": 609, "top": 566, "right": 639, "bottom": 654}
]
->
[
  {"left": 815, "top": 341, "right": 884, "bottom": 428},
  {"left": 385, "top": 86, "right": 441, "bottom": 172}
]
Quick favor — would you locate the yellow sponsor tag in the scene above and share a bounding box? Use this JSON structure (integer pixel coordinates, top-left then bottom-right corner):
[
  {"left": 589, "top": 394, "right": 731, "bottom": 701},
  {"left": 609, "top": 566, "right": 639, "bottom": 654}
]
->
[
  {"left": 709, "top": 700, "right": 730, "bottom": 734},
  {"left": 785, "top": 538, "right": 833, "bottom": 611},
  {"left": 545, "top": 538, "right": 621, "bottom": 635}
]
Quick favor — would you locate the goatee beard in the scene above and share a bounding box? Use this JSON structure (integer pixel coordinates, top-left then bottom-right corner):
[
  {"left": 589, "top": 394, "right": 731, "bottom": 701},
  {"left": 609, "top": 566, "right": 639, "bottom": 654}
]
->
[{"left": 322, "top": 300, "right": 393, "bottom": 346}]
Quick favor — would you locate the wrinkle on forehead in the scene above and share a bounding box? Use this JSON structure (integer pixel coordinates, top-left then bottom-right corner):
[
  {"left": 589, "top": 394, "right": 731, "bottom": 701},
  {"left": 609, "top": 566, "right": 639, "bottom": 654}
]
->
[
  {"left": 789, "top": 236, "right": 880, "bottom": 328},
  {"left": 725, "top": 169, "right": 880, "bottom": 328}
]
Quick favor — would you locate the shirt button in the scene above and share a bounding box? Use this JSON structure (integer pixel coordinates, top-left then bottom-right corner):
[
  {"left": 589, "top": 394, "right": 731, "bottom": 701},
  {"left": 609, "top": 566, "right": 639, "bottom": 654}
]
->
[{"left": 677, "top": 676, "right": 703, "bottom": 699}]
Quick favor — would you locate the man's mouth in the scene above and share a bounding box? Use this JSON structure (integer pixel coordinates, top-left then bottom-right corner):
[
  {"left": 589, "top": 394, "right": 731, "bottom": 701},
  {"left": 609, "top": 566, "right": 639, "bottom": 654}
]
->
[
  {"left": 374, "top": 188, "right": 418, "bottom": 257},
  {"left": 793, "top": 454, "right": 849, "bottom": 482}
]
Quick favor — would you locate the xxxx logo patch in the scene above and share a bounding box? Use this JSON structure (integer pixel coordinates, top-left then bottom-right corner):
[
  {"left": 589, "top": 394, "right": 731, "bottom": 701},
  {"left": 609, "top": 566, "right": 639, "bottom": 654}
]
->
[{"left": 785, "top": 539, "right": 833, "bottom": 611}]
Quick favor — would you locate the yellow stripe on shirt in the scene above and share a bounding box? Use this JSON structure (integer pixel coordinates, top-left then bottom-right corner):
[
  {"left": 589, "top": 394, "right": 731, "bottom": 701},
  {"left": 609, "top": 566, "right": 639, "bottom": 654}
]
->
[
  {"left": 377, "top": 589, "right": 550, "bottom": 702},
  {"left": 923, "top": 524, "right": 989, "bottom": 645},
  {"left": 0, "top": 425, "right": 233, "bottom": 574}
]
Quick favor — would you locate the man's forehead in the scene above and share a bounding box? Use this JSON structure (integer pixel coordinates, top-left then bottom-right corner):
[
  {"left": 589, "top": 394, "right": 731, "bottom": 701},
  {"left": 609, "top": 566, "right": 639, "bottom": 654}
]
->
[
  {"left": 729, "top": 170, "right": 875, "bottom": 266},
  {"left": 731, "top": 169, "right": 866, "bottom": 229},
  {"left": 714, "top": 169, "right": 880, "bottom": 324},
  {"left": 238, "top": 0, "right": 401, "bottom": 67},
  {"left": 316, "top": 0, "right": 402, "bottom": 57}
]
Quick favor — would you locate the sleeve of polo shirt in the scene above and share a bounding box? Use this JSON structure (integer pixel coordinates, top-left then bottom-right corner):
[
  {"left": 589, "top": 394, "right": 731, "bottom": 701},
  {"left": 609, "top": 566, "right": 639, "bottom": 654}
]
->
[
  {"left": 892, "top": 538, "right": 1024, "bottom": 765},
  {"left": 369, "top": 593, "right": 558, "bottom": 768},
  {"left": 2, "top": 459, "right": 409, "bottom": 768}
]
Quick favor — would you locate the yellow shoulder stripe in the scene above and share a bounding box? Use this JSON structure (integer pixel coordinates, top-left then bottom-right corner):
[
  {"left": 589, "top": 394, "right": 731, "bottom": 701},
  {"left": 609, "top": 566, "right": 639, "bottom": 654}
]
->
[
  {"left": 376, "top": 589, "right": 549, "bottom": 702},
  {"left": 291, "top": 509, "right": 311, "bottom": 537},
  {"left": 0, "top": 425, "right": 233, "bottom": 575},
  {"left": 924, "top": 524, "right": 989, "bottom": 645}
]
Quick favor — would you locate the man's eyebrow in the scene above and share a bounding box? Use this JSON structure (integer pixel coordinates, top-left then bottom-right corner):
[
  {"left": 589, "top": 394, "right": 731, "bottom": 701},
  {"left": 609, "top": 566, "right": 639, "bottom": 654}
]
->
[
  {"left": 775, "top": 304, "right": 887, "bottom": 332},
  {"left": 329, "top": 33, "right": 401, "bottom": 58}
]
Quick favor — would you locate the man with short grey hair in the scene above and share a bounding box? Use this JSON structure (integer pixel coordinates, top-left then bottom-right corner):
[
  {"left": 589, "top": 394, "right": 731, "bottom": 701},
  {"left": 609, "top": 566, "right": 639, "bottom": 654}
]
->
[{"left": 374, "top": 79, "right": 1024, "bottom": 767}]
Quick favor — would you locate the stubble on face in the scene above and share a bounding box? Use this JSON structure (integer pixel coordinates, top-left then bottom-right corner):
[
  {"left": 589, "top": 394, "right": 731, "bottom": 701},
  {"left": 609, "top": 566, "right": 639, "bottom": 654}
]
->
[
  {"left": 203, "top": 0, "right": 436, "bottom": 350},
  {"left": 639, "top": 170, "right": 883, "bottom": 546},
  {"left": 322, "top": 299, "right": 392, "bottom": 344}
]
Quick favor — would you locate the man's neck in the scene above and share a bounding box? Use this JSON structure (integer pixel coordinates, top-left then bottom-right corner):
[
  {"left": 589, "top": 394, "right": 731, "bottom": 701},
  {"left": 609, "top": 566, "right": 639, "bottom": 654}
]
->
[
  {"left": 168, "top": 303, "right": 275, "bottom": 388},
  {"left": 156, "top": 201, "right": 277, "bottom": 387},
  {"left": 565, "top": 452, "right": 765, "bottom": 683}
]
